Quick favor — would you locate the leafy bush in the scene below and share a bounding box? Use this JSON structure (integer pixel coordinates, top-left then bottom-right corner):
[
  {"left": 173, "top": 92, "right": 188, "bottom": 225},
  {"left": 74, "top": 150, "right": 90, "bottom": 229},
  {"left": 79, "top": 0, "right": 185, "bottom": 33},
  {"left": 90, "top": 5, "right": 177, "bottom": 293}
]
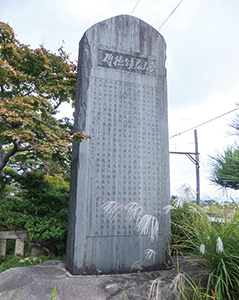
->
[
  {"left": 0, "top": 171, "right": 69, "bottom": 255},
  {"left": 170, "top": 198, "right": 196, "bottom": 252}
]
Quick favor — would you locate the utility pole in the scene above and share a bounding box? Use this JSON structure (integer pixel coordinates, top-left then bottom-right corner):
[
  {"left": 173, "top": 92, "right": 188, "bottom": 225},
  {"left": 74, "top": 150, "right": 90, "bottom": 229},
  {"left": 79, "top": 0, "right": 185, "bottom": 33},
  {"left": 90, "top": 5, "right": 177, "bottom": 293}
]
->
[
  {"left": 170, "top": 129, "right": 200, "bottom": 205},
  {"left": 194, "top": 129, "right": 200, "bottom": 205}
]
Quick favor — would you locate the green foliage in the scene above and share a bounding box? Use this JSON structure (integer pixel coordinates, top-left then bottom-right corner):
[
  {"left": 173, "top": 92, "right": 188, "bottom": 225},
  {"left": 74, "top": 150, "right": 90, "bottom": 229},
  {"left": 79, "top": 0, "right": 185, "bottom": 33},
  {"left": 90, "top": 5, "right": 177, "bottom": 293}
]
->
[
  {"left": 171, "top": 200, "right": 239, "bottom": 300},
  {"left": 170, "top": 199, "right": 196, "bottom": 252},
  {"left": 209, "top": 107, "right": 239, "bottom": 190},
  {"left": 0, "top": 22, "right": 77, "bottom": 172},
  {"left": 210, "top": 148, "right": 239, "bottom": 189},
  {"left": 0, "top": 254, "right": 65, "bottom": 274},
  {"left": 0, "top": 172, "right": 17, "bottom": 201},
  {"left": 44, "top": 173, "right": 69, "bottom": 190},
  {"left": 0, "top": 171, "right": 69, "bottom": 254},
  {"left": 51, "top": 286, "right": 57, "bottom": 300},
  {"left": 72, "top": 131, "right": 91, "bottom": 143}
]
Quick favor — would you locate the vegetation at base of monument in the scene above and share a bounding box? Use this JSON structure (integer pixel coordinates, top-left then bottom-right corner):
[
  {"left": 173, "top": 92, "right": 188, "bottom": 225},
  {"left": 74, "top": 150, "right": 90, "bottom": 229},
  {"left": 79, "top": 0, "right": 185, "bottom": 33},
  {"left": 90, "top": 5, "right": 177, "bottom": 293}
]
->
[
  {"left": 103, "top": 198, "right": 239, "bottom": 300},
  {"left": 169, "top": 110, "right": 239, "bottom": 299},
  {"left": 169, "top": 198, "right": 197, "bottom": 253},
  {"left": 0, "top": 169, "right": 69, "bottom": 255},
  {"left": 0, "top": 254, "right": 65, "bottom": 274},
  {"left": 166, "top": 199, "right": 239, "bottom": 300}
]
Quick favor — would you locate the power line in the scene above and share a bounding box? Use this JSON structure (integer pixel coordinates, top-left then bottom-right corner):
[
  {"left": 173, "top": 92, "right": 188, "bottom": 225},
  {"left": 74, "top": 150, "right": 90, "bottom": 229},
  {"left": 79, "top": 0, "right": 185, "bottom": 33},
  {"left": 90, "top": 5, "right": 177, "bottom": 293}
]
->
[
  {"left": 131, "top": 0, "right": 142, "bottom": 15},
  {"left": 158, "top": 0, "right": 184, "bottom": 31},
  {"left": 170, "top": 106, "right": 239, "bottom": 139}
]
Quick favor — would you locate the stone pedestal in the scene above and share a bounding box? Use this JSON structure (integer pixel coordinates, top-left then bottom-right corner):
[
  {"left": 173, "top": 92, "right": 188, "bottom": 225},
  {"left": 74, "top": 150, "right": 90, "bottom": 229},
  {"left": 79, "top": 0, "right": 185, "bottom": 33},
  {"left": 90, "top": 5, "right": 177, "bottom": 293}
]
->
[{"left": 0, "top": 231, "right": 27, "bottom": 257}]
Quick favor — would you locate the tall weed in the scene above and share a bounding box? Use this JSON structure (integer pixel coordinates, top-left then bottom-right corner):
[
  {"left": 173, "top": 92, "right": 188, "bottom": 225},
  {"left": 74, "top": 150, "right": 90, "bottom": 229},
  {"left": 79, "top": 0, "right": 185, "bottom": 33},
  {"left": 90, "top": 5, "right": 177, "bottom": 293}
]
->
[
  {"left": 102, "top": 199, "right": 239, "bottom": 299},
  {"left": 170, "top": 200, "right": 239, "bottom": 300}
]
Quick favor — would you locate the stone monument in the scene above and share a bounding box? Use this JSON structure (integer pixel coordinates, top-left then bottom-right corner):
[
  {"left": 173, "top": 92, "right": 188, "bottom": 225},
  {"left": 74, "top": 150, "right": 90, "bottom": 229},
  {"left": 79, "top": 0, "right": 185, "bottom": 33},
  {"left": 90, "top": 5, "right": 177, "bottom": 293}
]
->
[{"left": 66, "top": 14, "right": 170, "bottom": 275}]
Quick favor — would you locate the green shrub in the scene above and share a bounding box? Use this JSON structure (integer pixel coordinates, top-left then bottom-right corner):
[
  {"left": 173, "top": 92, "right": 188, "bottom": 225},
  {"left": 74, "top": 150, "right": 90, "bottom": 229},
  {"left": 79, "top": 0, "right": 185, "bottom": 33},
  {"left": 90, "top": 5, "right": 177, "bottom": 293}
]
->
[
  {"left": 170, "top": 198, "right": 196, "bottom": 252},
  {"left": 0, "top": 172, "right": 69, "bottom": 255}
]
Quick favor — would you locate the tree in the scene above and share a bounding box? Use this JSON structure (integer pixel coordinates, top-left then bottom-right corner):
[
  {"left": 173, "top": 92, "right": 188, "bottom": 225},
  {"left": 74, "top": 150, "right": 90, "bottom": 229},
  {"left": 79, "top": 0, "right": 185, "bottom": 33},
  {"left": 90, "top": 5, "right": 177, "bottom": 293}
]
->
[
  {"left": 210, "top": 112, "right": 239, "bottom": 189},
  {"left": 0, "top": 22, "right": 77, "bottom": 172},
  {"left": 0, "top": 169, "right": 69, "bottom": 254},
  {"left": 210, "top": 148, "right": 239, "bottom": 189}
]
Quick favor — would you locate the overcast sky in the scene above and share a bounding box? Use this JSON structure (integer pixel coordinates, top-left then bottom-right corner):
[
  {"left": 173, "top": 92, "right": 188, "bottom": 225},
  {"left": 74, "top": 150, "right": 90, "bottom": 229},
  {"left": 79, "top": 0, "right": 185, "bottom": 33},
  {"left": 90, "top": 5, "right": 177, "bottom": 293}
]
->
[{"left": 2, "top": 0, "right": 239, "bottom": 201}]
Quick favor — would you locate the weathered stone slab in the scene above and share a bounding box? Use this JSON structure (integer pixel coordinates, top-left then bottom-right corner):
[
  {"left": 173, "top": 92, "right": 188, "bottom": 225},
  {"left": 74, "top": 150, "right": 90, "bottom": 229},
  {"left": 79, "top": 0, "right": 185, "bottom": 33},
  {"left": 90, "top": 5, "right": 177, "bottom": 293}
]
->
[
  {"left": 0, "top": 231, "right": 27, "bottom": 257},
  {"left": 0, "top": 239, "right": 7, "bottom": 257},
  {"left": 0, "top": 231, "right": 27, "bottom": 239},
  {"left": 15, "top": 239, "right": 24, "bottom": 256},
  {"left": 0, "top": 260, "right": 179, "bottom": 300},
  {"left": 0, "top": 259, "right": 209, "bottom": 300},
  {"left": 67, "top": 14, "right": 170, "bottom": 275}
]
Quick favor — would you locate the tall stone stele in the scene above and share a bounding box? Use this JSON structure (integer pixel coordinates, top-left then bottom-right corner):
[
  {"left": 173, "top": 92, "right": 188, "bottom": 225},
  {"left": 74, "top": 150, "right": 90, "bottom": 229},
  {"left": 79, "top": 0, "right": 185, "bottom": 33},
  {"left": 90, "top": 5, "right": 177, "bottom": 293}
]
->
[{"left": 66, "top": 15, "right": 170, "bottom": 275}]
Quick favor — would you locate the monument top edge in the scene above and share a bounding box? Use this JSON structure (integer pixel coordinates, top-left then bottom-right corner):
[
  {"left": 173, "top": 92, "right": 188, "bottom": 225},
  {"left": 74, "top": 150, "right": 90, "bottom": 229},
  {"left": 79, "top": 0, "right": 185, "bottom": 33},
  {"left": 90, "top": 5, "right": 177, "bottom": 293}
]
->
[{"left": 84, "top": 14, "right": 165, "bottom": 40}]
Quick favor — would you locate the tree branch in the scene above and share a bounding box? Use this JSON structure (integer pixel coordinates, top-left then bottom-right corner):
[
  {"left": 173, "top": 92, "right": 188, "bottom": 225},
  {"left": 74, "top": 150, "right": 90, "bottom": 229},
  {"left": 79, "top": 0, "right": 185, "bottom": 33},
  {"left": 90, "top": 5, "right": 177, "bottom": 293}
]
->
[
  {"left": 23, "top": 88, "right": 36, "bottom": 97},
  {"left": 0, "top": 142, "right": 31, "bottom": 173}
]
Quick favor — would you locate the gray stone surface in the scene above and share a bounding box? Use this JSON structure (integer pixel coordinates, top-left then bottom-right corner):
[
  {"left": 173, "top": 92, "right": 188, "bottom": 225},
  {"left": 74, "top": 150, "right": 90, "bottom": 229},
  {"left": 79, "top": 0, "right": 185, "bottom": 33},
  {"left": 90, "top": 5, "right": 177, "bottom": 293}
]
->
[
  {"left": 0, "top": 259, "right": 209, "bottom": 300},
  {"left": 0, "top": 260, "right": 173, "bottom": 300},
  {"left": 67, "top": 14, "right": 170, "bottom": 275}
]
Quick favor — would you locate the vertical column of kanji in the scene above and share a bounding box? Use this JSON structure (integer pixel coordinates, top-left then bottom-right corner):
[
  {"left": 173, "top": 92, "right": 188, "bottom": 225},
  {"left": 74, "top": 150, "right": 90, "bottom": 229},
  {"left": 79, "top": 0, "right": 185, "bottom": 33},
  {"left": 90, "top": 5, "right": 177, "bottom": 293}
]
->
[
  {"left": 150, "top": 86, "right": 158, "bottom": 216},
  {"left": 141, "top": 85, "right": 148, "bottom": 209},
  {"left": 135, "top": 85, "right": 145, "bottom": 211},
  {"left": 101, "top": 79, "right": 109, "bottom": 236},
  {"left": 132, "top": 83, "right": 140, "bottom": 205},
  {"left": 155, "top": 84, "right": 163, "bottom": 215},
  {"left": 88, "top": 78, "right": 97, "bottom": 235},
  {"left": 107, "top": 80, "right": 116, "bottom": 235},
  {"left": 116, "top": 81, "right": 124, "bottom": 234}
]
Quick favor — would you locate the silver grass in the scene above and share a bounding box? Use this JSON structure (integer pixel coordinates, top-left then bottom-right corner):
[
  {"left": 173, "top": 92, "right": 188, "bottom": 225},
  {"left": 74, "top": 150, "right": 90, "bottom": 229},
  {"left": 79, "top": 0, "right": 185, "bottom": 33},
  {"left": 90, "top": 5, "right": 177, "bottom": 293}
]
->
[
  {"left": 130, "top": 260, "right": 142, "bottom": 272},
  {"left": 170, "top": 273, "right": 185, "bottom": 294},
  {"left": 136, "top": 214, "right": 159, "bottom": 242},
  {"left": 216, "top": 236, "right": 224, "bottom": 253},
  {"left": 174, "top": 197, "right": 188, "bottom": 208},
  {"left": 149, "top": 278, "right": 163, "bottom": 300},
  {"left": 102, "top": 200, "right": 159, "bottom": 241},
  {"left": 163, "top": 205, "right": 176, "bottom": 214},
  {"left": 124, "top": 202, "right": 145, "bottom": 222},
  {"left": 145, "top": 248, "right": 156, "bottom": 262},
  {"left": 188, "top": 205, "right": 197, "bottom": 213},
  {"left": 200, "top": 244, "right": 205, "bottom": 255},
  {"left": 101, "top": 201, "right": 125, "bottom": 221}
]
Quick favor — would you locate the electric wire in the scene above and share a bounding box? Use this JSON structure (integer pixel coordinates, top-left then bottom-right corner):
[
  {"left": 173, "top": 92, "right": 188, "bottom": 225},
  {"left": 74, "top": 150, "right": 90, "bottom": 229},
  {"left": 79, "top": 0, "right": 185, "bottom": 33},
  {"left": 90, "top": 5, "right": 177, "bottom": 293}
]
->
[
  {"left": 158, "top": 0, "right": 184, "bottom": 31},
  {"left": 131, "top": 0, "right": 141, "bottom": 15},
  {"left": 170, "top": 106, "right": 239, "bottom": 139}
]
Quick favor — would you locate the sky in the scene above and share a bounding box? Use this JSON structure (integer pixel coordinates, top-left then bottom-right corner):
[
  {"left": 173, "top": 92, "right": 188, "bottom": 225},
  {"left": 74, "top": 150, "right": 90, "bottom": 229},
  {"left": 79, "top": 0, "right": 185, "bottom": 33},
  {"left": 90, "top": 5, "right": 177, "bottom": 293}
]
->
[{"left": 2, "top": 0, "right": 239, "bottom": 201}]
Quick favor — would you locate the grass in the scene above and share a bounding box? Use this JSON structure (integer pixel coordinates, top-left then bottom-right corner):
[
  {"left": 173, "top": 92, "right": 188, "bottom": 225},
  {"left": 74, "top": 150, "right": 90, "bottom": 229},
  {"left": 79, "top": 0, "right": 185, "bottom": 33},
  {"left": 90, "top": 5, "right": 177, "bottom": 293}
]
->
[
  {"left": 51, "top": 286, "right": 57, "bottom": 300},
  {"left": 170, "top": 199, "right": 239, "bottom": 300},
  {"left": 0, "top": 238, "right": 65, "bottom": 274},
  {"left": 103, "top": 198, "right": 239, "bottom": 300},
  {"left": 0, "top": 254, "right": 65, "bottom": 274}
]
